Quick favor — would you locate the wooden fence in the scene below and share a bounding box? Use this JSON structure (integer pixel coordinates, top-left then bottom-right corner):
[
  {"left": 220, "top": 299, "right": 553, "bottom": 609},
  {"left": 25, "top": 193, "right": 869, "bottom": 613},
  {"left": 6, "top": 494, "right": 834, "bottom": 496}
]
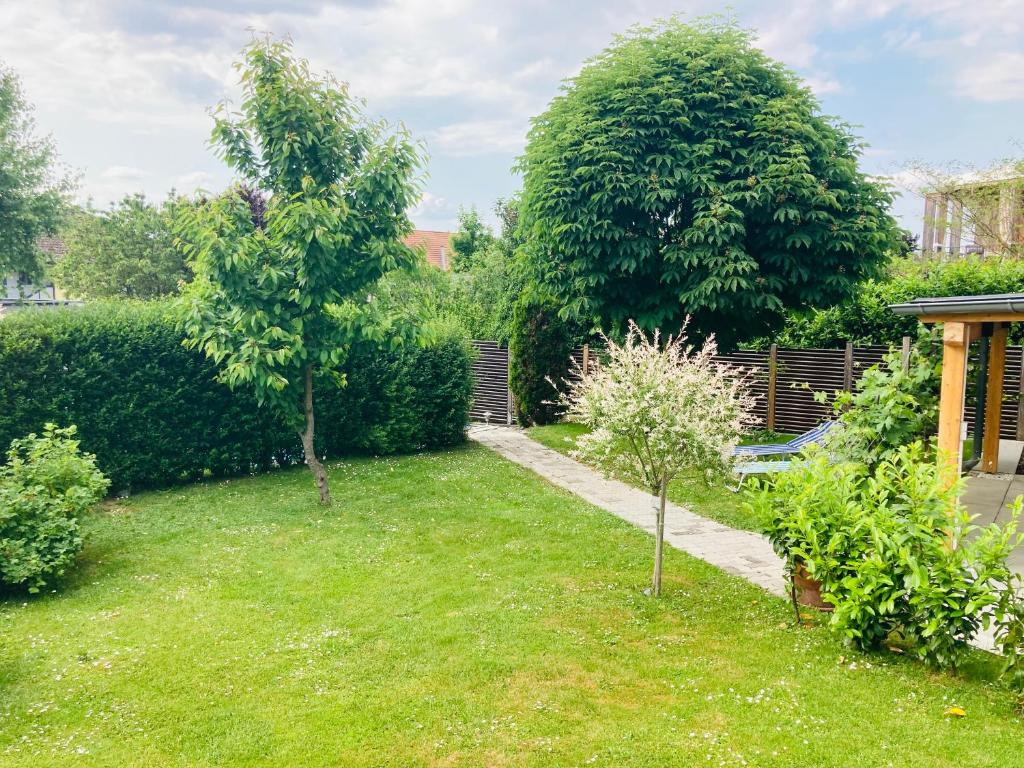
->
[
  {"left": 469, "top": 338, "right": 1024, "bottom": 438},
  {"left": 469, "top": 341, "right": 512, "bottom": 424}
]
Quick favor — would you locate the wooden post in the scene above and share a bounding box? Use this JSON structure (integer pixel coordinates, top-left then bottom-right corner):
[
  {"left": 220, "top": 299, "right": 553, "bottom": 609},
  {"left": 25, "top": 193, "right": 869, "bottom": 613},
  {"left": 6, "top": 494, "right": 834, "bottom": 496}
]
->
[
  {"left": 581, "top": 344, "right": 590, "bottom": 378},
  {"left": 766, "top": 344, "right": 778, "bottom": 431},
  {"left": 937, "top": 322, "right": 970, "bottom": 491},
  {"left": 981, "top": 324, "right": 1008, "bottom": 473},
  {"left": 901, "top": 335, "right": 912, "bottom": 374},
  {"left": 843, "top": 341, "right": 854, "bottom": 392}
]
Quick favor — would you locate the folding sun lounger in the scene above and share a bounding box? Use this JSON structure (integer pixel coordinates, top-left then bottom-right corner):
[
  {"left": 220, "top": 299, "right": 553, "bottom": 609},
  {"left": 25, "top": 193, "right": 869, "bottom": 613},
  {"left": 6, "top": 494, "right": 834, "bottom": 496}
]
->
[
  {"left": 732, "top": 420, "right": 837, "bottom": 458},
  {"left": 728, "top": 421, "right": 837, "bottom": 491},
  {"left": 730, "top": 460, "right": 793, "bottom": 492}
]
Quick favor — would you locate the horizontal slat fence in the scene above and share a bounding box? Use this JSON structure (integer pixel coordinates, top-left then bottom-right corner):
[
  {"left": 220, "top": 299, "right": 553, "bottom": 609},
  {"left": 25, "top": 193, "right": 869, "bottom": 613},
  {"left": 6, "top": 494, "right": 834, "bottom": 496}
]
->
[
  {"left": 469, "top": 341, "right": 511, "bottom": 424},
  {"left": 471, "top": 338, "right": 1024, "bottom": 438}
]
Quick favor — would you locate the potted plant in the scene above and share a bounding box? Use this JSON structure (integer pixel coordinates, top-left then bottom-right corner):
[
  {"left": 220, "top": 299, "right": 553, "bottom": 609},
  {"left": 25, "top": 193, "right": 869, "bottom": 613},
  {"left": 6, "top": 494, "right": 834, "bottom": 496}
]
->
[{"left": 745, "top": 449, "right": 868, "bottom": 619}]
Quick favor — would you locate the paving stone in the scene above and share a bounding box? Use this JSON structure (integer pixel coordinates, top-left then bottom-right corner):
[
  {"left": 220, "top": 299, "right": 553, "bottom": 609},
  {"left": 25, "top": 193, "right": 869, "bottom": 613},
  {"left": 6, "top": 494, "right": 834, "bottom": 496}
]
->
[{"left": 468, "top": 424, "right": 787, "bottom": 598}]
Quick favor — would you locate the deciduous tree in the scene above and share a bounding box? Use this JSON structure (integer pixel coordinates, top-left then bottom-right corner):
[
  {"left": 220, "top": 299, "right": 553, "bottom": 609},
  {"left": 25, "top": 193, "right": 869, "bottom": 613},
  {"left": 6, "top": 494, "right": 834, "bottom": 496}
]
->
[
  {"left": 177, "top": 38, "right": 423, "bottom": 505},
  {"left": 0, "top": 64, "right": 71, "bottom": 282},
  {"left": 519, "top": 19, "right": 900, "bottom": 349},
  {"left": 53, "top": 193, "right": 190, "bottom": 299},
  {"left": 450, "top": 206, "right": 494, "bottom": 272}
]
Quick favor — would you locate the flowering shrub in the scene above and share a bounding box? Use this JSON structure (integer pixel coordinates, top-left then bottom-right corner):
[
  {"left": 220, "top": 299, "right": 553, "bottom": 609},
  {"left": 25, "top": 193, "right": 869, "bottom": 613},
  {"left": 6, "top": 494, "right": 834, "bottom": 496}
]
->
[
  {"left": 0, "top": 424, "right": 109, "bottom": 592},
  {"left": 562, "top": 321, "right": 756, "bottom": 595}
]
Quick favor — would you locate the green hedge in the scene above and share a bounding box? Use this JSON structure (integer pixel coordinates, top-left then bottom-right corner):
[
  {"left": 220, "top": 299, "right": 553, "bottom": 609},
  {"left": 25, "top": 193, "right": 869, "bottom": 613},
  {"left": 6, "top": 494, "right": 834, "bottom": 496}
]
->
[
  {"left": 763, "top": 257, "right": 1024, "bottom": 348},
  {"left": 0, "top": 302, "right": 473, "bottom": 492},
  {"left": 509, "top": 295, "right": 576, "bottom": 426}
]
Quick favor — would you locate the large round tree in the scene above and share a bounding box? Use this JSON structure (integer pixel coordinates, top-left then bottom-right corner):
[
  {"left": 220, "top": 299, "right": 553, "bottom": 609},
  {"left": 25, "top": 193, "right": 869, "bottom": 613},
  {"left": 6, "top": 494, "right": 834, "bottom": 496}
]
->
[{"left": 519, "top": 20, "right": 900, "bottom": 348}]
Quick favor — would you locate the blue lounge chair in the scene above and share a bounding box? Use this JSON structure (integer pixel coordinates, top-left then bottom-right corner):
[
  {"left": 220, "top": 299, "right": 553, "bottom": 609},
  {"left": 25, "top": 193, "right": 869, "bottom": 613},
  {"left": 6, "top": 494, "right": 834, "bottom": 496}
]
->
[
  {"left": 730, "top": 460, "right": 793, "bottom": 491},
  {"left": 732, "top": 420, "right": 837, "bottom": 458}
]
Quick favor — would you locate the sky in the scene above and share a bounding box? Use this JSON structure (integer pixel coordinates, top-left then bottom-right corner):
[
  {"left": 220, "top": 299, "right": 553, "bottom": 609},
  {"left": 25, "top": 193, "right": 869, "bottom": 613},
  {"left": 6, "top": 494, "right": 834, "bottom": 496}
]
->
[{"left": 2, "top": 0, "right": 1022, "bottom": 238}]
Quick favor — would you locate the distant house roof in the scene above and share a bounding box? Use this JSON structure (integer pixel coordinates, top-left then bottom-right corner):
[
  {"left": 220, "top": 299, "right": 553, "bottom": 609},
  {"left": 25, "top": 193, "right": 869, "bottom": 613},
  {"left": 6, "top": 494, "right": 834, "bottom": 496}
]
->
[
  {"left": 37, "top": 236, "right": 67, "bottom": 258},
  {"left": 404, "top": 230, "right": 452, "bottom": 269}
]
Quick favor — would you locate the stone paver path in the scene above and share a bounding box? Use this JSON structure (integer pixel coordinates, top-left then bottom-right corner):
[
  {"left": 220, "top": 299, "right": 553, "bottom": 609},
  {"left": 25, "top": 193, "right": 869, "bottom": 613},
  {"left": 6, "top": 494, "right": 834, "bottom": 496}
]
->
[{"left": 468, "top": 424, "right": 786, "bottom": 597}]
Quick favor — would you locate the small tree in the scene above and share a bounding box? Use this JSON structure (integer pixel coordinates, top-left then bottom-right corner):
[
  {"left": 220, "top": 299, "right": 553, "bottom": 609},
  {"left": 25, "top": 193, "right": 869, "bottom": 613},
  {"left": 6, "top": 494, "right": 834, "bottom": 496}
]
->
[
  {"left": 177, "top": 38, "right": 423, "bottom": 505},
  {"left": 0, "top": 63, "right": 72, "bottom": 281},
  {"left": 562, "top": 321, "right": 755, "bottom": 595},
  {"left": 450, "top": 206, "right": 494, "bottom": 272},
  {"left": 53, "top": 193, "right": 191, "bottom": 299}
]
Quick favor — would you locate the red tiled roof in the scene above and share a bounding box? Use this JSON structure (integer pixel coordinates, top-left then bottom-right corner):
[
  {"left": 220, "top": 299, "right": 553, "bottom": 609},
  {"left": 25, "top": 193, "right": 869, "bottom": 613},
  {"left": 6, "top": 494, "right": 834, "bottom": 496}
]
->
[
  {"left": 404, "top": 230, "right": 452, "bottom": 269},
  {"left": 37, "top": 236, "right": 67, "bottom": 257}
]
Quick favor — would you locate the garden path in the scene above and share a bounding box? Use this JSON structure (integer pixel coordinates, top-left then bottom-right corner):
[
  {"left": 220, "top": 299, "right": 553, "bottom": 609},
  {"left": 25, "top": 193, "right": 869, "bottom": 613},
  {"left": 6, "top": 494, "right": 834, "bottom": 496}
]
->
[
  {"left": 470, "top": 425, "right": 1010, "bottom": 652},
  {"left": 468, "top": 424, "right": 786, "bottom": 597}
]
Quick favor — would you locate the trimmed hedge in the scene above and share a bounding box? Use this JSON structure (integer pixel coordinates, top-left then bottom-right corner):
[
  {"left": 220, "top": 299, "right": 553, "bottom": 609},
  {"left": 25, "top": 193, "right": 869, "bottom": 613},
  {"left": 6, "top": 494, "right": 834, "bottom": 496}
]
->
[
  {"left": 763, "top": 257, "right": 1024, "bottom": 349},
  {"left": 0, "top": 302, "right": 473, "bottom": 492}
]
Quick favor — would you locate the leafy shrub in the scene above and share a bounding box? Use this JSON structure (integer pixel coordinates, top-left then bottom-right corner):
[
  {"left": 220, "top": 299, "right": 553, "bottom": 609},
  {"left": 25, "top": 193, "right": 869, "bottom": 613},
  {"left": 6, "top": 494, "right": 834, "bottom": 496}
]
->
[
  {"left": 0, "top": 424, "right": 109, "bottom": 592},
  {"left": 0, "top": 302, "right": 472, "bottom": 492},
  {"left": 822, "top": 336, "right": 940, "bottom": 467},
  {"left": 509, "top": 295, "right": 576, "bottom": 426},
  {"left": 751, "top": 444, "right": 1022, "bottom": 671},
  {"left": 994, "top": 583, "right": 1024, "bottom": 694}
]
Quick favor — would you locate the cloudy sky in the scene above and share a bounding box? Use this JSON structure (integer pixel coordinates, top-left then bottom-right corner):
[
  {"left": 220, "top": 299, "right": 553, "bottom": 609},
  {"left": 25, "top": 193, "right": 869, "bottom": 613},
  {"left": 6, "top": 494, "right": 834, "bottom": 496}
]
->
[{"left": 2, "top": 0, "right": 1022, "bottom": 236}]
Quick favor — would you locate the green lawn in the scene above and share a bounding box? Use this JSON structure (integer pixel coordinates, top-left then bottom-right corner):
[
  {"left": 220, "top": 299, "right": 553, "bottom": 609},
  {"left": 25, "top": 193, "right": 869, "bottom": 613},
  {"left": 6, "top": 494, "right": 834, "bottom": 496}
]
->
[
  {"left": 528, "top": 423, "right": 786, "bottom": 531},
  {"left": 1, "top": 443, "right": 1021, "bottom": 766}
]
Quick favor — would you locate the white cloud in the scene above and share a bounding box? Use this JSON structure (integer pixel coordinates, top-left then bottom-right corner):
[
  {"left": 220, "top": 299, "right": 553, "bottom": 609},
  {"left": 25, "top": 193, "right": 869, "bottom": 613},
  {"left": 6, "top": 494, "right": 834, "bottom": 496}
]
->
[
  {"left": 411, "top": 190, "right": 456, "bottom": 222},
  {"left": 0, "top": 0, "right": 1021, "bottom": 213},
  {"left": 172, "top": 171, "right": 219, "bottom": 194},
  {"left": 427, "top": 119, "right": 528, "bottom": 157},
  {"left": 955, "top": 52, "right": 1024, "bottom": 102},
  {"left": 100, "top": 165, "right": 149, "bottom": 182},
  {"left": 804, "top": 75, "right": 843, "bottom": 96}
]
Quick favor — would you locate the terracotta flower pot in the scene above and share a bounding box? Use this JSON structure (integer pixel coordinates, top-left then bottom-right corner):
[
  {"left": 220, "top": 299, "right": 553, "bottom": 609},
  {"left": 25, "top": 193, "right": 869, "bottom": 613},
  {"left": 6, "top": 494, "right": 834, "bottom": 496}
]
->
[{"left": 793, "top": 561, "right": 833, "bottom": 612}]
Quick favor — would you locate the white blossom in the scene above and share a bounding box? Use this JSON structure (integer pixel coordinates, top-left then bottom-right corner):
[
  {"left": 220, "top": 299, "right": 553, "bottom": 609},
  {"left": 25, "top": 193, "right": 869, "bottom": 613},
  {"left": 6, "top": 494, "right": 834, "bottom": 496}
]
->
[{"left": 559, "top": 320, "right": 757, "bottom": 594}]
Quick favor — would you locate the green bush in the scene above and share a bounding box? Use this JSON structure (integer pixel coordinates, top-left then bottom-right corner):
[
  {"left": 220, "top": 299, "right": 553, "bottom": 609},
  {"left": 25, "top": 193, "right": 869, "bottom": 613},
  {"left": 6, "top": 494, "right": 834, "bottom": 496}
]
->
[
  {"left": 0, "top": 302, "right": 472, "bottom": 492},
  {"left": 822, "top": 337, "right": 941, "bottom": 468},
  {"left": 765, "top": 257, "right": 1024, "bottom": 348},
  {"left": 750, "top": 444, "right": 1022, "bottom": 671},
  {"left": 0, "top": 424, "right": 109, "bottom": 592},
  {"left": 509, "top": 295, "right": 576, "bottom": 426}
]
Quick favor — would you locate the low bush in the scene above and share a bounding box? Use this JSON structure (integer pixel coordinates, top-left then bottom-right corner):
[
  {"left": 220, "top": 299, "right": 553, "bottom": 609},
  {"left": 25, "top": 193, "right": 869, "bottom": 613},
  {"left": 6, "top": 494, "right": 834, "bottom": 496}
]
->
[
  {"left": 0, "top": 424, "right": 109, "bottom": 592},
  {"left": 751, "top": 444, "right": 1022, "bottom": 672},
  {"left": 0, "top": 302, "right": 473, "bottom": 492}
]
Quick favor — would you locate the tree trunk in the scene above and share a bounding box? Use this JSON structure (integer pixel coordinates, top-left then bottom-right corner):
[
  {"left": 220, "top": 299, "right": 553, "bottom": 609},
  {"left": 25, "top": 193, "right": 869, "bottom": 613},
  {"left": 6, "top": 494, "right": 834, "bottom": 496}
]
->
[
  {"left": 652, "top": 475, "right": 667, "bottom": 597},
  {"left": 298, "top": 364, "right": 332, "bottom": 506}
]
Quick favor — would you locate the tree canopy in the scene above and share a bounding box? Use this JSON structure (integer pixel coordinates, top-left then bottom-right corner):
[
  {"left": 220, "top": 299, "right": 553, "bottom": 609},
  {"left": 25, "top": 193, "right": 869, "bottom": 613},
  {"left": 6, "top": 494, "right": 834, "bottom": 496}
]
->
[
  {"left": 519, "top": 19, "right": 900, "bottom": 348},
  {"left": 450, "top": 206, "right": 494, "bottom": 272},
  {"left": 177, "top": 37, "right": 423, "bottom": 504},
  {"left": 0, "top": 64, "right": 71, "bottom": 281},
  {"left": 52, "top": 193, "right": 191, "bottom": 299}
]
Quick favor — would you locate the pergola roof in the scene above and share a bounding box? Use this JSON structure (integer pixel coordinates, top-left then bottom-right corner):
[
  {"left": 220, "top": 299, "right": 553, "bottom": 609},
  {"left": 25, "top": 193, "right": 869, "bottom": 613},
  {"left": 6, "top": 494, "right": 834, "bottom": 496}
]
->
[
  {"left": 890, "top": 293, "right": 1024, "bottom": 321},
  {"left": 888, "top": 293, "right": 1020, "bottom": 483}
]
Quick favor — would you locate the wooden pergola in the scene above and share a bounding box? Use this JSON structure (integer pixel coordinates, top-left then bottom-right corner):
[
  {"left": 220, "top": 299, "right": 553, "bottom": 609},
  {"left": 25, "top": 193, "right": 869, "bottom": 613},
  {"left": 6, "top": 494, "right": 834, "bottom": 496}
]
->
[{"left": 890, "top": 293, "right": 1024, "bottom": 488}]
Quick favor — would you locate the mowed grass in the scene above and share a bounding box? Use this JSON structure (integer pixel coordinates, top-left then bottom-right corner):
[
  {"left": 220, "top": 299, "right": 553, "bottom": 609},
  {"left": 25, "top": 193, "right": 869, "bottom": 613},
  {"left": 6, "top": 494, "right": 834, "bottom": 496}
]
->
[
  {"left": 528, "top": 422, "right": 777, "bottom": 531},
  {"left": 1, "top": 443, "right": 1021, "bottom": 767}
]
